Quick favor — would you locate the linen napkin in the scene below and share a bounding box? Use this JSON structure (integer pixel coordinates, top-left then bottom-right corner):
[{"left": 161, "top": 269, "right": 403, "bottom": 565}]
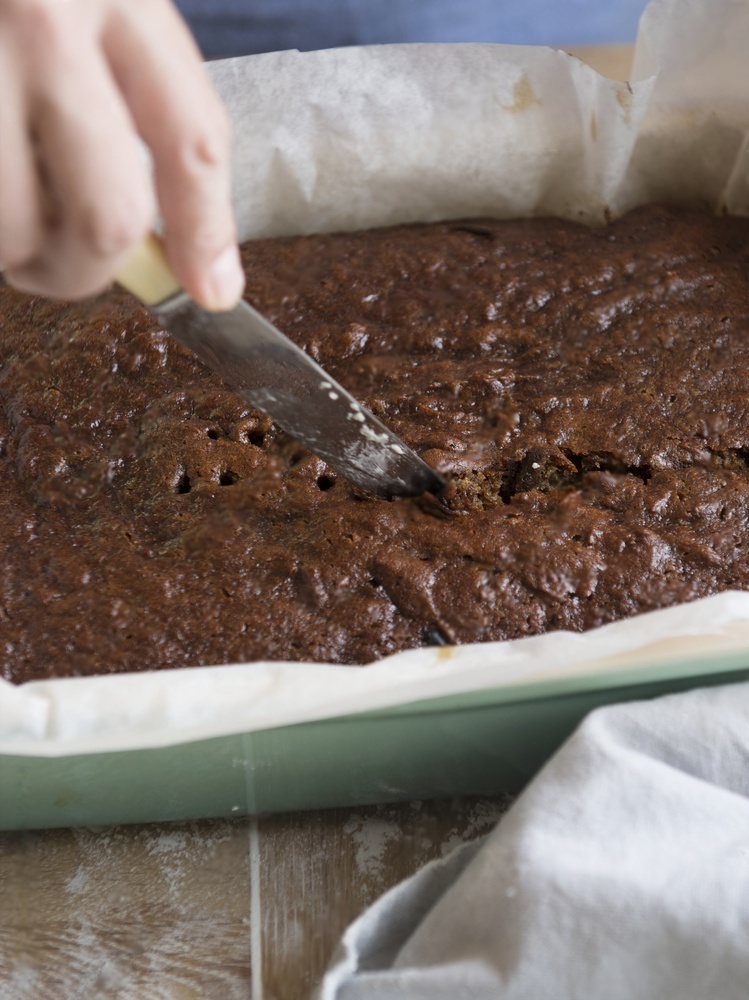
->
[{"left": 320, "top": 681, "right": 749, "bottom": 1000}]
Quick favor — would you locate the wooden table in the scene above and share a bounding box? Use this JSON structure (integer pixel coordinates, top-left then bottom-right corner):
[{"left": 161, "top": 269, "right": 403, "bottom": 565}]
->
[
  {"left": 0, "top": 797, "right": 512, "bottom": 999},
  {"left": 0, "top": 44, "right": 632, "bottom": 1000}
]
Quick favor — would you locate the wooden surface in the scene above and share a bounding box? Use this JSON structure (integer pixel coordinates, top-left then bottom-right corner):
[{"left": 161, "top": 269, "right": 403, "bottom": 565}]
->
[
  {"left": 566, "top": 43, "right": 633, "bottom": 81},
  {"left": 0, "top": 797, "right": 512, "bottom": 999},
  {"left": 0, "top": 42, "right": 633, "bottom": 1000}
]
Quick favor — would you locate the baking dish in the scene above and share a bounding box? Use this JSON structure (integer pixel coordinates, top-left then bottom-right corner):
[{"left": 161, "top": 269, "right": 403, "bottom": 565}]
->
[{"left": 3, "top": 0, "right": 749, "bottom": 829}]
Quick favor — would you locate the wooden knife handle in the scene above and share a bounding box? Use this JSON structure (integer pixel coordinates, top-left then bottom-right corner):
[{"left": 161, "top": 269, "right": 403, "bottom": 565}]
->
[{"left": 116, "top": 233, "right": 181, "bottom": 306}]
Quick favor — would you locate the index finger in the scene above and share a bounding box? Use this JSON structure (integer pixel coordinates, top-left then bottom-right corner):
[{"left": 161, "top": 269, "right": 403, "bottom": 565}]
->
[{"left": 104, "top": 0, "right": 244, "bottom": 311}]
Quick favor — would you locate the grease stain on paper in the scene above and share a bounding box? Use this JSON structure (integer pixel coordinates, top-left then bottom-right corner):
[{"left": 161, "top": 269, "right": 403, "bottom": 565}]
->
[
  {"left": 616, "top": 83, "right": 633, "bottom": 124},
  {"left": 501, "top": 76, "right": 542, "bottom": 113}
]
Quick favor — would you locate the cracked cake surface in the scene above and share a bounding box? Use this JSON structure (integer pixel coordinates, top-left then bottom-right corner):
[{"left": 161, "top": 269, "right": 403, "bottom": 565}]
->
[{"left": 2, "top": 203, "right": 749, "bottom": 683}]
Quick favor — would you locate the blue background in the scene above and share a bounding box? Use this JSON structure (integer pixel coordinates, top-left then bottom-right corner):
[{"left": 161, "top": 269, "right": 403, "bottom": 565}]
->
[{"left": 177, "top": 0, "right": 648, "bottom": 59}]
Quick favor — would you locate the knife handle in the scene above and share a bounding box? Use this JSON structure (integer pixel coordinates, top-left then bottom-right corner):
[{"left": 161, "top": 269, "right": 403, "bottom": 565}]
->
[{"left": 116, "top": 233, "right": 181, "bottom": 307}]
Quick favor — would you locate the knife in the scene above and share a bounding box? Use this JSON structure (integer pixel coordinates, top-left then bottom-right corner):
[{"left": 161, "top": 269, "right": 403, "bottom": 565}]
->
[{"left": 116, "top": 235, "right": 446, "bottom": 499}]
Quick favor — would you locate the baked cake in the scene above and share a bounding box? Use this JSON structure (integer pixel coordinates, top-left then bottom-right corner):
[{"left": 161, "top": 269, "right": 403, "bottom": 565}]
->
[{"left": 3, "top": 204, "right": 749, "bottom": 683}]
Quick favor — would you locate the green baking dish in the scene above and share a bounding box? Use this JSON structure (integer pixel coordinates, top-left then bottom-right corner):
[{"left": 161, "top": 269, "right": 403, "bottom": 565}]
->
[
  {"left": 5, "top": 27, "right": 749, "bottom": 832},
  {"left": 2, "top": 646, "right": 748, "bottom": 831}
]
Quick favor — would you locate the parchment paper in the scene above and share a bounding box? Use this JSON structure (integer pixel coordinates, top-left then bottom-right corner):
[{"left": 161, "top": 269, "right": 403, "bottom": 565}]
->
[{"left": 3, "top": 0, "right": 749, "bottom": 758}]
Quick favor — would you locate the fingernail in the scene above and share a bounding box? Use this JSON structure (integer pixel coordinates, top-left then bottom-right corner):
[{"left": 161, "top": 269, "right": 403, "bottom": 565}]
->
[{"left": 202, "top": 246, "right": 245, "bottom": 311}]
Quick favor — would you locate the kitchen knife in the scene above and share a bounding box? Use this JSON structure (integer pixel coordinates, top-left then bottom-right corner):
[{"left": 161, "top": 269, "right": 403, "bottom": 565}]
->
[{"left": 117, "top": 235, "right": 446, "bottom": 499}]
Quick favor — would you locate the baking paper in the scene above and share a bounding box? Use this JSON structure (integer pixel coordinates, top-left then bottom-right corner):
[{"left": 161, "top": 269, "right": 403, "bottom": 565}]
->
[
  {"left": 3, "top": 0, "right": 749, "bottom": 757},
  {"left": 2, "top": 593, "right": 749, "bottom": 756}
]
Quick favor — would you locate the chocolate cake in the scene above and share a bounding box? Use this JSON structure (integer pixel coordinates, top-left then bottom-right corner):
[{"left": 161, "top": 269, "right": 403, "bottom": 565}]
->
[{"left": 3, "top": 204, "right": 749, "bottom": 684}]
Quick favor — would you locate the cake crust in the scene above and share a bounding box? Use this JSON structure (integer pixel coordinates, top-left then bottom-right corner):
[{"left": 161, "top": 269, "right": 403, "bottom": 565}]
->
[{"left": 3, "top": 204, "right": 749, "bottom": 683}]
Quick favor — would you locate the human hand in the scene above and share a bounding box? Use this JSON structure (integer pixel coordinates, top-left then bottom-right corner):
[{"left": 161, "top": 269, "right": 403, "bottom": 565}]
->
[{"left": 0, "top": 0, "right": 245, "bottom": 310}]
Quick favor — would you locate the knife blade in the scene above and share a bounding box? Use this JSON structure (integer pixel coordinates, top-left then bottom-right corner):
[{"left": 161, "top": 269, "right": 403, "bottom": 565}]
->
[{"left": 117, "top": 236, "right": 446, "bottom": 499}]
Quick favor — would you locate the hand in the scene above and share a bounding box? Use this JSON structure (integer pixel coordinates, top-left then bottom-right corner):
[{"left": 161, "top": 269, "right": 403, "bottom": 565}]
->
[{"left": 0, "top": 0, "right": 245, "bottom": 310}]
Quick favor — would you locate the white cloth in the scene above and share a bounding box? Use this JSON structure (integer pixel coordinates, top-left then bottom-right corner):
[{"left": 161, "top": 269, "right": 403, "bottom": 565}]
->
[{"left": 320, "top": 683, "right": 749, "bottom": 1000}]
